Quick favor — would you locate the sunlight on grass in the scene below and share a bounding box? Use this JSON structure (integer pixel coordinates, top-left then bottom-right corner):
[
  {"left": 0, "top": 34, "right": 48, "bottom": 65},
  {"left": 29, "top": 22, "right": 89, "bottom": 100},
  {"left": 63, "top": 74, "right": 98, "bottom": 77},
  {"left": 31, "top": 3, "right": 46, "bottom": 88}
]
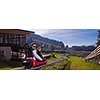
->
[
  {"left": 43, "top": 60, "right": 70, "bottom": 70},
  {"left": 48, "top": 53, "right": 62, "bottom": 61},
  {"left": 42, "top": 53, "right": 71, "bottom": 70},
  {"left": 69, "top": 56, "right": 100, "bottom": 70}
]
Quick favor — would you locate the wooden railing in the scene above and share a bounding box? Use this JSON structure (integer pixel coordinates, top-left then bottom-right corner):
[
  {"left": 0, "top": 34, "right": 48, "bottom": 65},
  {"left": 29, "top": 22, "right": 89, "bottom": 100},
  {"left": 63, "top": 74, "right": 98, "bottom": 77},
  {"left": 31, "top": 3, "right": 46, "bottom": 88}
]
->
[{"left": 85, "top": 45, "right": 100, "bottom": 60}]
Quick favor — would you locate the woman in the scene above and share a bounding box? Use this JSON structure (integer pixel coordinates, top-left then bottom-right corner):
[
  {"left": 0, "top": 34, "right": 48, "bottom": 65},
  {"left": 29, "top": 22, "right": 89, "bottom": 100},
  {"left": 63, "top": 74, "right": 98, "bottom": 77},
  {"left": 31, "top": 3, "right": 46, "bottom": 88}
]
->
[
  {"left": 22, "top": 43, "right": 33, "bottom": 69},
  {"left": 31, "top": 42, "right": 45, "bottom": 62}
]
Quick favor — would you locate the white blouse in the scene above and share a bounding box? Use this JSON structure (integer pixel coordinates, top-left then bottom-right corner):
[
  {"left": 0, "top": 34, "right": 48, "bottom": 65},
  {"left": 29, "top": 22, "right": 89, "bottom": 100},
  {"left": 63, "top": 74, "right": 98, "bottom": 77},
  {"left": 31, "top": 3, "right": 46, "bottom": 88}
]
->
[{"left": 32, "top": 49, "right": 43, "bottom": 61}]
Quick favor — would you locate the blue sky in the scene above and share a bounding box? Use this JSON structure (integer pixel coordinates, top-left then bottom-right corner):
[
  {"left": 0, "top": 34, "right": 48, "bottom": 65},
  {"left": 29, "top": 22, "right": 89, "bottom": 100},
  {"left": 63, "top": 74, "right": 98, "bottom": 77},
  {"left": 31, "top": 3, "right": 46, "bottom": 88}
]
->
[{"left": 33, "top": 29, "right": 98, "bottom": 47}]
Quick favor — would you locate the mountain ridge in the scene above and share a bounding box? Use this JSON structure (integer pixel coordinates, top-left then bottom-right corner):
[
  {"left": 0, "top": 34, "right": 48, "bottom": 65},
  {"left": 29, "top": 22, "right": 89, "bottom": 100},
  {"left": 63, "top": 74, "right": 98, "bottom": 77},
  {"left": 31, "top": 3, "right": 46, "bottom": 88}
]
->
[{"left": 28, "top": 32, "right": 65, "bottom": 50}]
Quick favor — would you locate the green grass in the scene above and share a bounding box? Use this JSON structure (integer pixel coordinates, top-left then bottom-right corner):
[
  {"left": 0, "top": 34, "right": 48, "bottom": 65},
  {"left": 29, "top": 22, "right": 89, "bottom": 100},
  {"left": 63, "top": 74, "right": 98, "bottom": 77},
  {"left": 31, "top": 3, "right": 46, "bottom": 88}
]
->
[
  {"left": 42, "top": 53, "right": 71, "bottom": 70},
  {"left": 47, "top": 53, "right": 62, "bottom": 61},
  {"left": 0, "top": 67, "right": 12, "bottom": 70},
  {"left": 42, "top": 59, "right": 70, "bottom": 70},
  {"left": 69, "top": 56, "right": 100, "bottom": 70},
  {"left": 0, "top": 60, "right": 22, "bottom": 70}
]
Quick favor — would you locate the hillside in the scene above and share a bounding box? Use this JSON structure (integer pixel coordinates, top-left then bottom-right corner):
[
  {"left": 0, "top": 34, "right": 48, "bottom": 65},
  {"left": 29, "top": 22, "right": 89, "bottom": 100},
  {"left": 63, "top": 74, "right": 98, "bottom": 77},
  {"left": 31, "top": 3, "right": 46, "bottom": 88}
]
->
[{"left": 28, "top": 33, "right": 65, "bottom": 51}]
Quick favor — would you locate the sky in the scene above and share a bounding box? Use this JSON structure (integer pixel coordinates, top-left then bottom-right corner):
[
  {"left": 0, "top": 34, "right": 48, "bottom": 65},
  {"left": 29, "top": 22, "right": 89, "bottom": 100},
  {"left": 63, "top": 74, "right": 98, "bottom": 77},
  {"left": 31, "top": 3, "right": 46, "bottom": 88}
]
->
[{"left": 32, "top": 29, "right": 99, "bottom": 47}]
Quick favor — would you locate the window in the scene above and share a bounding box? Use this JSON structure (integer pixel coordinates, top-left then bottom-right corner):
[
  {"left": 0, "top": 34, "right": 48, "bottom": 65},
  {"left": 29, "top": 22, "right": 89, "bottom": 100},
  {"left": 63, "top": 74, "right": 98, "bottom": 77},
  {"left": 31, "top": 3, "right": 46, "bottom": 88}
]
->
[
  {"left": 19, "top": 34, "right": 26, "bottom": 46},
  {"left": 0, "top": 50, "right": 5, "bottom": 57},
  {"left": 0, "top": 37, "right": 3, "bottom": 43},
  {"left": 0, "top": 33, "right": 26, "bottom": 46},
  {"left": 16, "top": 34, "right": 20, "bottom": 45},
  {"left": 0, "top": 33, "right": 3, "bottom": 43}
]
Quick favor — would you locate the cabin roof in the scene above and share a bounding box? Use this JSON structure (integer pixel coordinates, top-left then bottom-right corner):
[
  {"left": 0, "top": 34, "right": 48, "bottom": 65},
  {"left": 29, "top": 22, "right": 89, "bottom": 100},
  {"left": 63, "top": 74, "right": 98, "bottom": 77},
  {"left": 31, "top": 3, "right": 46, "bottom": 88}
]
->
[{"left": 0, "top": 29, "right": 35, "bottom": 35}]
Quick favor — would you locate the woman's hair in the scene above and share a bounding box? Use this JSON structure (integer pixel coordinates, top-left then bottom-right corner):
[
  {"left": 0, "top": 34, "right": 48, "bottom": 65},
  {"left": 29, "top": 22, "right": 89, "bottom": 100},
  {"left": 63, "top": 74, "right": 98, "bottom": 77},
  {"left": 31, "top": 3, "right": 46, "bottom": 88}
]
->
[
  {"left": 31, "top": 41, "right": 36, "bottom": 47},
  {"left": 23, "top": 43, "right": 30, "bottom": 49}
]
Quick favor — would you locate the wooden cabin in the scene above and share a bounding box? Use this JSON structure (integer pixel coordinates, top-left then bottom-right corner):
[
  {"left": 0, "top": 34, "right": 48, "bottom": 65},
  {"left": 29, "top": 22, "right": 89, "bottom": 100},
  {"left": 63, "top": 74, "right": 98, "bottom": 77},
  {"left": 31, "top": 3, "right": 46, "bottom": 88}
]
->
[{"left": 0, "top": 29, "right": 34, "bottom": 60}]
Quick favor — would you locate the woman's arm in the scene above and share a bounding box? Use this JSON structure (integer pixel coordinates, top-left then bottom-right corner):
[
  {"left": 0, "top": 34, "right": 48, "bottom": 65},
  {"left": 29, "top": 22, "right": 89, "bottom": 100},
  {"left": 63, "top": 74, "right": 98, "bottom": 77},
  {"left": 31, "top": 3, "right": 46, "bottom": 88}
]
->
[{"left": 32, "top": 50, "right": 43, "bottom": 61}]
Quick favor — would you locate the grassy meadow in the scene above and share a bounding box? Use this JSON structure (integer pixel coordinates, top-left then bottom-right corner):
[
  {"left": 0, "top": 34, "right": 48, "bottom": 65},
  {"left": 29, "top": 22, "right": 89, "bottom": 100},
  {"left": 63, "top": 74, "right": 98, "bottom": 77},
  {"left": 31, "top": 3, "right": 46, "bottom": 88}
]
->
[
  {"left": 42, "top": 60, "right": 70, "bottom": 70},
  {"left": 69, "top": 56, "right": 100, "bottom": 70}
]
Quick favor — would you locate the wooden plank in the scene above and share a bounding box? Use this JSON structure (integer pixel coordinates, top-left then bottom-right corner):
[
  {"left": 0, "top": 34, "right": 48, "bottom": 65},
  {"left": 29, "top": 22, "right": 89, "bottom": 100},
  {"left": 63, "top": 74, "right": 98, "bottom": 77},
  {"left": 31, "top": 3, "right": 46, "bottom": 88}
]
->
[{"left": 85, "top": 45, "right": 100, "bottom": 60}]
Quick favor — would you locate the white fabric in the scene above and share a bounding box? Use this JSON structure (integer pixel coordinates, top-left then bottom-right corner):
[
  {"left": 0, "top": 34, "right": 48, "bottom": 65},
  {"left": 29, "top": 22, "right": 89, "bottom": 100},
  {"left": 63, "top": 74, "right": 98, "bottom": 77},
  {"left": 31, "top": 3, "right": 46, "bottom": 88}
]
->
[
  {"left": 21, "top": 53, "right": 26, "bottom": 59},
  {"left": 32, "top": 49, "right": 43, "bottom": 61}
]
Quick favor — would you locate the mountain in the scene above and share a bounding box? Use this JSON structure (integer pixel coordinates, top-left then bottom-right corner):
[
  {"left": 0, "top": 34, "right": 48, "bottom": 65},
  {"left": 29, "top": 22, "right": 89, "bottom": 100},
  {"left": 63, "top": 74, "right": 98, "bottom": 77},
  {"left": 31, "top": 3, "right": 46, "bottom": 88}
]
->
[
  {"left": 70, "top": 45, "right": 96, "bottom": 51},
  {"left": 27, "top": 33, "right": 65, "bottom": 51}
]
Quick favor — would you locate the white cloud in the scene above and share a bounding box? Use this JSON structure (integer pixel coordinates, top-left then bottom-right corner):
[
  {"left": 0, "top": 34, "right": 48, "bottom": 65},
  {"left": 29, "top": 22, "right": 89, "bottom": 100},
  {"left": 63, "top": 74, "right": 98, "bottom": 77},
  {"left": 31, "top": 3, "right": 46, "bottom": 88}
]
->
[
  {"left": 29, "top": 29, "right": 98, "bottom": 47},
  {"left": 32, "top": 29, "right": 49, "bottom": 35}
]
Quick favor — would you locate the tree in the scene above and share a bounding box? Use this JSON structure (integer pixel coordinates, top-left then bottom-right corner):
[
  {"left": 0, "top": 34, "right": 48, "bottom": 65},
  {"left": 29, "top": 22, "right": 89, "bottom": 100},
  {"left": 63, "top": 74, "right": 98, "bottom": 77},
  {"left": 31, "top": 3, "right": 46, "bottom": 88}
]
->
[
  {"left": 96, "top": 30, "right": 100, "bottom": 46},
  {"left": 65, "top": 45, "right": 69, "bottom": 49}
]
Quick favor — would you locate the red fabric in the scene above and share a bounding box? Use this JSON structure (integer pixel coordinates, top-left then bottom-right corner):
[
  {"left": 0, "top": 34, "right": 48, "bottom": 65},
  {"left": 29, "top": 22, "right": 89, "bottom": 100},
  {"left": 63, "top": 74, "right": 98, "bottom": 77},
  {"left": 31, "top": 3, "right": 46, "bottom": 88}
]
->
[{"left": 26, "top": 58, "right": 47, "bottom": 68}]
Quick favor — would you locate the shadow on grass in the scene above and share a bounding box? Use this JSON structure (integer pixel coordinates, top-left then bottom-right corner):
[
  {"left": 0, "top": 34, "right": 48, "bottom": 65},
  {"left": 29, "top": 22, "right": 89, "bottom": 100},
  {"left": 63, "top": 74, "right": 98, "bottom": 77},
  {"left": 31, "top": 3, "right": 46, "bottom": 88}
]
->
[{"left": 0, "top": 60, "right": 22, "bottom": 70}]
